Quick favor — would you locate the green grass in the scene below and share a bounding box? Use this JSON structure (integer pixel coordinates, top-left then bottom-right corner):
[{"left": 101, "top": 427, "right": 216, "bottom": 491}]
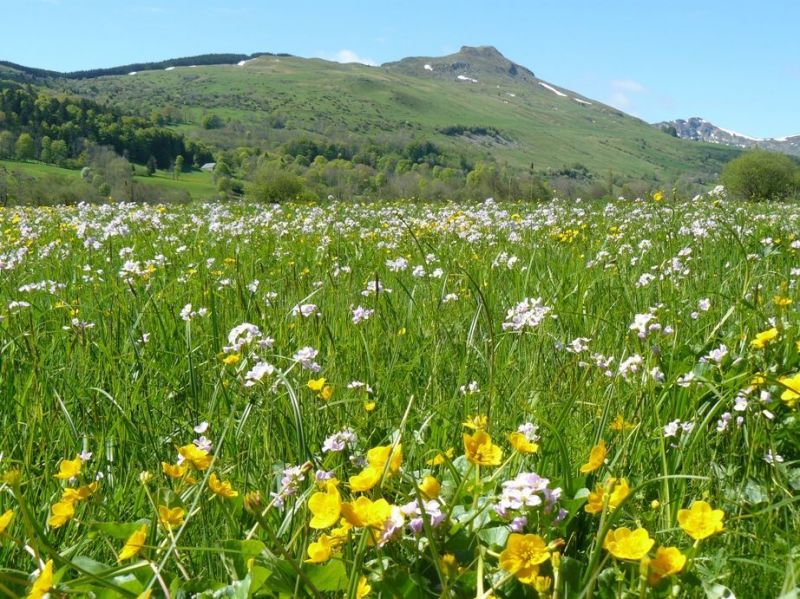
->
[
  {"left": 0, "top": 196, "right": 798, "bottom": 597},
  {"left": 1, "top": 159, "right": 218, "bottom": 200},
  {"left": 59, "top": 54, "right": 739, "bottom": 181}
]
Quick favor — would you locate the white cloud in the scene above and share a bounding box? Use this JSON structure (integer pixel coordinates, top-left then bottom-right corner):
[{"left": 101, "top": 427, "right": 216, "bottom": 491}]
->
[
  {"left": 606, "top": 79, "right": 647, "bottom": 114},
  {"left": 320, "top": 49, "right": 377, "bottom": 66}
]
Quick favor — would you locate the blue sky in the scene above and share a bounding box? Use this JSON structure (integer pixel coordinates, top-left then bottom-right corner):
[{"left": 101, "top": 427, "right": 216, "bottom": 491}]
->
[{"left": 3, "top": 0, "right": 798, "bottom": 138}]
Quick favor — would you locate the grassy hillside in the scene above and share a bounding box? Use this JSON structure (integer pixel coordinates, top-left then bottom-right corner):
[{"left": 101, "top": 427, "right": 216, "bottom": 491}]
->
[{"left": 59, "top": 47, "right": 739, "bottom": 182}]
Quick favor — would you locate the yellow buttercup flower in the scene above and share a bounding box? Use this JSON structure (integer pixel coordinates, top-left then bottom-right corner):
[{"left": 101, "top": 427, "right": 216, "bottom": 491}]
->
[
  {"left": 778, "top": 372, "right": 800, "bottom": 408},
  {"left": 677, "top": 500, "right": 724, "bottom": 540},
  {"left": 427, "top": 448, "right": 454, "bottom": 466},
  {"left": 363, "top": 400, "right": 376, "bottom": 412},
  {"left": 27, "top": 559, "right": 53, "bottom": 599},
  {"left": 462, "top": 415, "right": 488, "bottom": 430},
  {"left": 418, "top": 475, "right": 441, "bottom": 499},
  {"left": 750, "top": 327, "right": 778, "bottom": 349},
  {"left": 585, "top": 478, "right": 629, "bottom": 514},
  {"left": 177, "top": 444, "right": 212, "bottom": 470},
  {"left": 774, "top": 295, "right": 793, "bottom": 307},
  {"left": 366, "top": 444, "right": 403, "bottom": 474},
  {"left": 54, "top": 455, "right": 82, "bottom": 480},
  {"left": 356, "top": 576, "right": 372, "bottom": 598},
  {"left": 307, "top": 377, "right": 326, "bottom": 392},
  {"left": 349, "top": 467, "right": 382, "bottom": 492},
  {"left": 603, "top": 527, "right": 654, "bottom": 560},
  {"left": 162, "top": 462, "right": 189, "bottom": 479},
  {"left": 208, "top": 473, "right": 239, "bottom": 499},
  {"left": 308, "top": 482, "right": 342, "bottom": 529},
  {"left": 0, "top": 509, "right": 14, "bottom": 534},
  {"left": 341, "top": 496, "right": 392, "bottom": 530},
  {"left": 320, "top": 385, "right": 333, "bottom": 401},
  {"left": 648, "top": 546, "right": 686, "bottom": 586},
  {"left": 61, "top": 482, "right": 98, "bottom": 503},
  {"left": 508, "top": 431, "right": 539, "bottom": 454},
  {"left": 222, "top": 353, "right": 241, "bottom": 365},
  {"left": 499, "top": 533, "right": 551, "bottom": 584},
  {"left": 118, "top": 525, "right": 148, "bottom": 562},
  {"left": 305, "top": 534, "right": 334, "bottom": 563},
  {"left": 158, "top": 505, "right": 186, "bottom": 531},
  {"left": 463, "top": 430, "right": 503, "bottom": 466},
  {"left": 48, "top": 500, "right": 76, "bottom": 528},
  {"left": 609, "top": 415, "right": 636, "bottom": 432},
  {"left": 579, "top": 440, "right": 606, "bottom": 473}
]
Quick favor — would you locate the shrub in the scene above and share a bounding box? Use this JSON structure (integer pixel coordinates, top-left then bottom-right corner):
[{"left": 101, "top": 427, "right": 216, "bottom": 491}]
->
[{"left": 721, "top": 150, "right": 797, "bottom": 201}]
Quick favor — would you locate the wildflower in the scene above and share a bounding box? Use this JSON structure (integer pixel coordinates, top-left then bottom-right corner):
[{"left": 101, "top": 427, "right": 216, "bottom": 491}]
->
[
  {"left": 0, "top": 509, "right": 14, "bottom": 534},
  {"left": 222, "top": 353, "right": 240, "bottom": 366},
  {"left": 308, "top": 482, "right": 342, "bottom": 529},
  {"left": 463, "top": 430, "right": 503, "bottom": 466},
  {"left": 54, "top": 455, "right": 82, "bottom": 480},
  {"left": 763, "top": 450, "right": 784, "bottom": 465},
  {"left": 774, "top": 295, "right": 793, "bottom": 307},
  {"left": 778, "top": 372, "right": 800, "bottom": 408},
  {"left": 502, "top": 297, "right": 554, "bottom": 332},
  {"left": 349, "top": 467, "right": 382, "bottom": 493},
  {"left": 750, "top": 327, "right": 779, "bottom": 349},
  {"left": 341, "top": 496, "right": 393, "bottom": 536},
  {"left": 356, "top": 576, "right": 372, "bottom": 598},
  {"left": 27, "top": 559, "right": 53, "bottom": 599},
  {"left": 418, "top": 475, "right": 441, "bottom": 499},
  {"left": 293, "top": 346, "right": 321, "bottom": 372},
  {"left": 508, "top": 423, "right": 540, "bottom": 454},
  {"left": 499, "top": 533, "right": 551, "bottom": 584},
  {"left": 208, "top": 473, "right": 238, "bottom": 498},
  {"left": 162, "top": 462, "right": 189, "bottom": 479},
  {"left": 305, "top": 534, "right": 335, "bottom": 563},
  {"left": 243, "top": 361, "right": 276, "bottom": 386},
  {"left": 494, "top": 472, "right": 561, "bottom": 517},
  {"left": 603, "top": 527, "right": 654, "bottom": 560},
  {"left": 177, "top": 444, "right": 212, "bottom": 470},
  {"left": 158, "top": 505, "right": 186, "bottom": 531},
  {"left": 322, "top": 429, "right": 357, "bottom": 453},
  {"left": 194, "top": 421, "right": 209, "bottom": 434},
  {"left": 351, "top": 305, "right": 374, "bottom": 324},
  {"left": 427, "top": 447, "right": 454, "bottom": 466},
  {"left": 118, "top": 525, "right": 148, "bottom": 562},
  {"left": 579, "top": 440, "right": 606, "bottom": 473},
  {"left": 61, "top": 482, "right": 98, "bottom": 503},
  {"left": 610, "top": 415, "right": 635, "bottom": 432},
  {"left": 648, "top": 546, "right": 686, "bottom": 586},
  {"left": 462, "top": 414, "right": 488, "bottom": 430},
  {"left": 585, "top": 478, "right": 629, "bottom": 514},
  {"left": 401, "top": 499, "right": 446, "bottom": 534},
  {"left": 677, "top": 500, "right": 724, "bottom": 540},
  {"left": 366, "top": 444, "right": 403, "bottom": 473},
  {"left": 307, "top": 378, "right": 327, "bottom": 392},
  {"left": 47, "top": 500, "right": 75, "bottom": 528}
]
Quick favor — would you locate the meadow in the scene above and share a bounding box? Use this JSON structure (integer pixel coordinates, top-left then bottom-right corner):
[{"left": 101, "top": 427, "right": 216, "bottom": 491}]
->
[{"left": 0, "top": 191, "right": 798, "bottom": 598}]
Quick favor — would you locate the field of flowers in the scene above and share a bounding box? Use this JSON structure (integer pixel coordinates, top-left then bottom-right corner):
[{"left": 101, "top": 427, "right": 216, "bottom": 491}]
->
[{"left": 0, "top": 192, "right": 798, "bottom": 598}]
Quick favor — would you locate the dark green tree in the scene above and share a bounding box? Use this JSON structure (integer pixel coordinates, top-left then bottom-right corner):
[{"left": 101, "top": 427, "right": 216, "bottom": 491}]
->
[
  {"left": 15, "top": 133, "right": 35, "bottom": 160},
  {"left": 721, "top": 150, "right": 797, "bottom": 201}
]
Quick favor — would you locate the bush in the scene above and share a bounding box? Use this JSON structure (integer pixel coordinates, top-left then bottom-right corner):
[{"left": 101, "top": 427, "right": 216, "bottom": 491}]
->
[
  {"left": 721, "top": 150, "right": 797, "bottom": 201},
  {"left": 246, "top": 163, "right": 305, "bottom": 202}
]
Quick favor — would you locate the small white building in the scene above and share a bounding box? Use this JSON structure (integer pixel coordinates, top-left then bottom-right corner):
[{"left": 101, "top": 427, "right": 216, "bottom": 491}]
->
[{"left": 200, "top": 162, "right": 216, "bottom": 172}]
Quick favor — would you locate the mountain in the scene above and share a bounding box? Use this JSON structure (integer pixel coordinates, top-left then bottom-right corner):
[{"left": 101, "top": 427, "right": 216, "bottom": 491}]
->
[
  {"left": 3, "top": 47, "right": 739, "bottom": 184},
  {"left": 656, "top": 117, "right": 800, "bottom": 156}
]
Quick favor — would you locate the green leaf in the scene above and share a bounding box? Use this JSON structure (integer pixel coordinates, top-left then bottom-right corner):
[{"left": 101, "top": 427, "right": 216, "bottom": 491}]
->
[
  {"left": 306, "top": 559, "right": 348, "bottom": 592},
  {"left": 91, "top": 519, "right": 151, "bottom": 540},
  {"left": 477, "top": 526, "right": 509, "bottom": 548}
]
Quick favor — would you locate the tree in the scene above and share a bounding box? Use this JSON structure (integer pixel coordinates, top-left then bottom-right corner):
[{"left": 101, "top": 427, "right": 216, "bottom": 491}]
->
[
  {"left": 0, "top": 131, "right": 14, "bottom": 158},
  {"left": 247, "top": 162, "right": 304, "bottom": 202},
  {"left": 15, "top": 133, "right": 35, "bottom": 161},
  {"left": 721, "top": 150, "right": 797, "bottom": 201},
  {"left": 201, "top": 114, "right": 224, "bottom": 130},
  {"left": 146, "top": 155, "right": 157, "bottom": 176},
  {"left": 174, "top": 155, "right": 184, "bottom": 179},
  {"left": 39, "top": 136, "right": 52, "bottom": 163},
  {"left": 50, "top": 140, "right": 68, "bottom": 166}
]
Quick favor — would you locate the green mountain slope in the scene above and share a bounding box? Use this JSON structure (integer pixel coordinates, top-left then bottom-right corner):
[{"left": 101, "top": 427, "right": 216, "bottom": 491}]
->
[{"left": 54, "top": 46, "right": 737, "bottom": 181}]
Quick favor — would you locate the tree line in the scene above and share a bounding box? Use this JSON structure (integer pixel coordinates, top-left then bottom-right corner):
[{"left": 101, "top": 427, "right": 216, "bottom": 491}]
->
[{"left": 0, "top": 84, "right": 213, "bottom": 168}]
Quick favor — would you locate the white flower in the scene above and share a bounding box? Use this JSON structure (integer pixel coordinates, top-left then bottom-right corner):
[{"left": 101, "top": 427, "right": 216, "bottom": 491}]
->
[
  {"left": 293, "top": 347, "right": 321, "bottom": 372},
  {"left": 194, "top": 421, "right": 209, "bottom": 434},
  {"left": 244, "top": 361, "right": 275, "bottom": 386},
  {"left": 291, "top": 303, "right": 319, "bottom": 318},
  {"left": 502, "top": 298, "right": 554, "bottom": 332},
  {"left": 763, "top": 450, "right": 784, "bottom": 465},
  {"left": 385, "top": 257, "right": 409, "bottom": 272},
  {"left": 351, "top": 305, "right": 374, "bottom": 324}
]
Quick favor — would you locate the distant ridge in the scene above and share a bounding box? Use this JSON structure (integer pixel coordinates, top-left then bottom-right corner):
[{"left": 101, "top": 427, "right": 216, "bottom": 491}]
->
[
  {"left": 0, "top": 52, "right": 290, "bottom": 81},
  {"left": 656, "top": 117, "right": 800, "bottom": 157}
]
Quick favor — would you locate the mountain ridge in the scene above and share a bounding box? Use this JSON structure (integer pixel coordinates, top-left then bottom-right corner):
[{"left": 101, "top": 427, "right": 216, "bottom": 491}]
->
[{"left": 656, "top": 117, "right": 800, "bottom": 156}]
